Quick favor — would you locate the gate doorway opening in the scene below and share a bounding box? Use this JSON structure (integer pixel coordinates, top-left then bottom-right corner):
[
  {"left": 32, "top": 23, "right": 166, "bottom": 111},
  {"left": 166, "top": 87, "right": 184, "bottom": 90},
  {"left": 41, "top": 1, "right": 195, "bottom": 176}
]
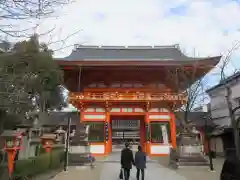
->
[{"left": 110, "top": 115, "right": 145, "bottom": 152}]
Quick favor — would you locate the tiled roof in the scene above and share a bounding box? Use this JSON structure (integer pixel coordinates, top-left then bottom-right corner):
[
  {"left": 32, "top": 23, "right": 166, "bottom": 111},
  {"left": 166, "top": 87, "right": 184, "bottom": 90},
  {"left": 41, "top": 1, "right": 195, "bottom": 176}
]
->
[
  {"left": 18, "top": 112, "right": 82, "bottom": 127},
  {"left": 175, "top": 112, "right": 210, "bottom": 127},
  {"left": 206, "top": 71, "right": 240, "bottom": 93},
  {"left": 57, "top": 45, "right": 220, "bottom": 61},
  {"left": 41, "top": 112, "right": 81, "bottom": 126},
  {"left": 18, "top": 111, "right": 209, "bottom": 129}
]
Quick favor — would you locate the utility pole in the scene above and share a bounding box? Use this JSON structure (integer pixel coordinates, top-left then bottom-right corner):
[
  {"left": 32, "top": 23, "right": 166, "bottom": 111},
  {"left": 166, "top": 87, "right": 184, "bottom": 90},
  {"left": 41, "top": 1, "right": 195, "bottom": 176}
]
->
[{"left": 64, "top": 116, "right": 71, "bottom": 171}]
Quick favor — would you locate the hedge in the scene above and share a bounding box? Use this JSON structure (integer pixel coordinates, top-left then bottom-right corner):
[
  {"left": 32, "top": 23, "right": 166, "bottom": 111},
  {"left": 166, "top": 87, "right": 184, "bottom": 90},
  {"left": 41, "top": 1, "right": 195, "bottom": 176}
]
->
[{"left": 13, "top": 147, "right": 64, "bottom": 178}]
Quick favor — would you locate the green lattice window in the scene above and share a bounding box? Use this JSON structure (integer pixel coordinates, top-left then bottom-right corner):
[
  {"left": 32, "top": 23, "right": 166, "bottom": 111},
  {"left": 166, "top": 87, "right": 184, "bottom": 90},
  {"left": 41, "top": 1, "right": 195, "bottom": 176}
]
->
[
  {"left": 150, "top": 122, "right": 171, "bottom": 143},
  {"left": 87, "top": 122, "right": 104, "bottom": 142}
]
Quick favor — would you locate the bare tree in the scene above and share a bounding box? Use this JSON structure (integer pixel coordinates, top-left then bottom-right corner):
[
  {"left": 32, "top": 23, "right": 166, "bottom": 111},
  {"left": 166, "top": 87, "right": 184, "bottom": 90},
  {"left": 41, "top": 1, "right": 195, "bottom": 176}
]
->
[
  {"left": 166, "top": 61, "right": 210, "bottom": 132},
  {"left": 215, "top": 41, "right": 240, "bottom": 158},
  {"left": 0, "top": 0, "right": 72, "bottom": 39}
]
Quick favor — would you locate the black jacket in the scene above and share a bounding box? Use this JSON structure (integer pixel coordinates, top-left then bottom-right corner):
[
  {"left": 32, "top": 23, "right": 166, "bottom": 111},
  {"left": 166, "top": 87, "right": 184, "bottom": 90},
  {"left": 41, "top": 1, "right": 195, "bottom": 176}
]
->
[
  {"left": 121, "top": 148, "right": 135, "bottom": 169},
  {"left": 220, "top": 157, "right": 240, "bottom": 180}
]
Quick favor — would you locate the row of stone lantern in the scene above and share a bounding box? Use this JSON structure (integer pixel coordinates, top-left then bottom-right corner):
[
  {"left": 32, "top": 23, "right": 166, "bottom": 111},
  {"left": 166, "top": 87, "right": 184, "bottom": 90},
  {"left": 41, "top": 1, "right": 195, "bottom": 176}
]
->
[{"left": 0, "top": 129, "right": 63, "bottom": 178}]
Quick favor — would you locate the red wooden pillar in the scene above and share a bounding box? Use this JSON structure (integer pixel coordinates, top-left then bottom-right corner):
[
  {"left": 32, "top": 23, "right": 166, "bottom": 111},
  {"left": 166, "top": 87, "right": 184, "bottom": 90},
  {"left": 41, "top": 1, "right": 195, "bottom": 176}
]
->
[
  {"left": 170, "top": 113, "right": 177, "bottom": 149},
  {"left": 145, "top": 113, "right": 151, "bottom": 155},
  {"left": 140, "top": 117, "right": 146, "bottom": 152},
  {"left": 105, "top": 111, "right": 112, "bottom": 154}
]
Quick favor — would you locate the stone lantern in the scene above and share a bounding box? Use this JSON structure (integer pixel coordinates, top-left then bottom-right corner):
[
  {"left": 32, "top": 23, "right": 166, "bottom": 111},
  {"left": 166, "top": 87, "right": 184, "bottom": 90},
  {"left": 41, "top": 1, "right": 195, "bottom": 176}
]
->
[
  {"left": 1, "top": 130, "right": 25, "bottom": 178},
  {"left": 40, "top": 133, "right": 57, "bottom": 153}
]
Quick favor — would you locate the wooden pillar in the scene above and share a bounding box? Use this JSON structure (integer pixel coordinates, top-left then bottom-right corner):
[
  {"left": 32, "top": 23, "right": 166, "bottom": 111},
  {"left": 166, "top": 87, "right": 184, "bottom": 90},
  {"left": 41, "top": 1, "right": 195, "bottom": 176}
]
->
[
  {"left": 105, "top": 111, "right": 112, "bottom": 154},
  {"left": 170, "top": 113, "right": 177, "bottom": 149},
  {"left": 140, "top": 117, "right": 146, "bottom": 152},
  {"left": 145, "top": 113, "right": 151, "bottom": 155}
]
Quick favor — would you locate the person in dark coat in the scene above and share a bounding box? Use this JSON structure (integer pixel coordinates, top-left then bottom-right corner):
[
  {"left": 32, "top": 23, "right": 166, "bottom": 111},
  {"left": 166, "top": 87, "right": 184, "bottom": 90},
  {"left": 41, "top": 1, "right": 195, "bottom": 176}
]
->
[
  {"left": 121, "top": 142, "right": 135, "bottom": 180},
  {"left": 134, "top": 145, "right": 146, "bottom": 180},
  {"left": 220, "top": 148, "right": 240, "bottom": 180}
]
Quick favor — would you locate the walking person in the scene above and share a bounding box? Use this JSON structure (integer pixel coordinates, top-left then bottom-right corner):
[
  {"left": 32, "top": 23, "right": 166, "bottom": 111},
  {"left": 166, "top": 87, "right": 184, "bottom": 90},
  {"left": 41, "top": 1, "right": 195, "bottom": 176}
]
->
[
  {"left": 120, "top": 142, "right": 135, "bottom": 180},
  {"left": 135, "top": 145, "right": 146, "bottom": 180}
]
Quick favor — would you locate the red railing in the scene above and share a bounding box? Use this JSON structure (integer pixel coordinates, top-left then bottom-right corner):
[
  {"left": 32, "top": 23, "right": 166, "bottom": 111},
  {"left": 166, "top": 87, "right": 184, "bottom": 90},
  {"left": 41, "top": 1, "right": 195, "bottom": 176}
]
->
[{"left": 69, "top": 91, "right": 187, "bottom": 102}]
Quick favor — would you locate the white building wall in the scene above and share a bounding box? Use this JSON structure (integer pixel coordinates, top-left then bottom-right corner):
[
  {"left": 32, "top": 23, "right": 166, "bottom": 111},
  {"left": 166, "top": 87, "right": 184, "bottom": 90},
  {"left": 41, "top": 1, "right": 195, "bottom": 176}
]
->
[{"left": 208, "top": 75, "right": 240, "bottom": 127}]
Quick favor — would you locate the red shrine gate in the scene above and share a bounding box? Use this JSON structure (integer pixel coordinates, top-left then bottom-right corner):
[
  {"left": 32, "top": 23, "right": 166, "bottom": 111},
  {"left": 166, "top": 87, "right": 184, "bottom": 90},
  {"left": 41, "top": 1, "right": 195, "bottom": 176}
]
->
[
  {"left": 78, "top": 104, "right": 177, "bottom": 156},
  {"left": 57, "top": 45, "right": 221, "bottom": 156}
]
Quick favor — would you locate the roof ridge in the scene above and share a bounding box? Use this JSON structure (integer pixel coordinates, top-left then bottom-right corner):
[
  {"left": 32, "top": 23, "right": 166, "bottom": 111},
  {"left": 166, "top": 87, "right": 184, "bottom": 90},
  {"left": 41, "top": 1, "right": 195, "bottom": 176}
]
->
[{"left": 73, "top": 44, "right": 180, "bottom": 50}]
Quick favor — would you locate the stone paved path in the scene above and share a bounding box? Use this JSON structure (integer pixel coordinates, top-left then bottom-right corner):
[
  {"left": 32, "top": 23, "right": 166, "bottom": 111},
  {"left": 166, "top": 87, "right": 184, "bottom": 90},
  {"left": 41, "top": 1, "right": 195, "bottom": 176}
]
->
[{"left": 100, "top": 152, "right": 188, "bottom": 180}]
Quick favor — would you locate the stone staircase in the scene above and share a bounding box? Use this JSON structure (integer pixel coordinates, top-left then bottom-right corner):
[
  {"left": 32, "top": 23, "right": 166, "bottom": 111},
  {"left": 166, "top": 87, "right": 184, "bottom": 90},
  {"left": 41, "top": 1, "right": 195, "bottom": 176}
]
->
[
  {"left": 68, "top": 124, "right": 93, "bottom": 166},
  {"left": 169, "top": 132, "right": 210, "bottom": 169},
  {"left": 68, "top": 153, "right": 91, "bottom": 166},
  {"left": 169, "top": 148, "right": 209, "bottom": 169}
]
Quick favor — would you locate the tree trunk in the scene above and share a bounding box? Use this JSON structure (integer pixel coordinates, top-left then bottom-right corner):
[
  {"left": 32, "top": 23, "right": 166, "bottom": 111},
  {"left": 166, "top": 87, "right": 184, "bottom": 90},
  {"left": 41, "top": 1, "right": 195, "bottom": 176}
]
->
[{"left": 226, "top": 86, "right": 240, "bottom": 159}]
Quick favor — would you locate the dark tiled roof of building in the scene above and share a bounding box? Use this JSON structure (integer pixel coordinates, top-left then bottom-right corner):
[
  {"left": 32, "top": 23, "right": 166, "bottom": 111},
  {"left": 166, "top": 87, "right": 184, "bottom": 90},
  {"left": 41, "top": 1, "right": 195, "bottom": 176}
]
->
[
  {"left": 175, "top": 112, "right": 210, "bottom": 127},
  {"left": 57, "top": 45, "right": 220, "bottom": 61},
  {"left": 206, "top": 71, "right": 240, "bottom": 93},
  {"left": 17, "top": 112, "right": 82, "bottom": 127},
  {"left": 1, "top": 130, "right": 25, "bottom": 137},
  {"left": 0, "top": 41, "right": 11, "bottom": 52},
  {"left": 41, "top": 112, "right": 81, "bottom": 126}
]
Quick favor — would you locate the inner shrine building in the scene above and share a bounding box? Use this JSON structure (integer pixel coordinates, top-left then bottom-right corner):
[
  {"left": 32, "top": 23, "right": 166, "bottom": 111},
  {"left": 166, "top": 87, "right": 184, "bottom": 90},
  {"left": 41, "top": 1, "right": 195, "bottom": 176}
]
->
[{"left": 56, "top": 45, "right": 220, "bottom": 156}]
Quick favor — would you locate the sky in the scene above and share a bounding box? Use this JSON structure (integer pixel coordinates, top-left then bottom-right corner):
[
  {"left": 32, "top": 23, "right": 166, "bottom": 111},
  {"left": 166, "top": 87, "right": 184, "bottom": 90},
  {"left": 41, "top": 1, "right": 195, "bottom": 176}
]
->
[
  {"left": 34, "top": 0, "right": 240, "bottom": 59},
  {"left": 35, "top": 0, "right": 240, "bottom": 75},
  {"left": 4, "top": 0, "right": 240, "bottom": 69},
  {"left": 3, "top": 0, "right": 240, "bottom": 108},
  {"left": 37, "top": 0, "right": 240, "bottom": 108}
]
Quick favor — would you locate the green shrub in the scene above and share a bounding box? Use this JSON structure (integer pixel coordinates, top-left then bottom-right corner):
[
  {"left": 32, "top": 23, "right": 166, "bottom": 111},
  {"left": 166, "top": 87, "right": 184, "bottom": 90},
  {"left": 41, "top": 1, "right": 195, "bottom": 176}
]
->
[
  {"left": 33, "top": 153, "right": 51, "bottom": 174},
  {"left": 14, "top": 158, "right": 35, "bottom": 177},
  {"left": 50, "top": 150, "right": 64, "bottom": 169},
  {"left": 13, "top": 148, "right": 64, "bottom": 177},
  {"left": 39, "top": 145, "right": 46, "bottom": 155}
]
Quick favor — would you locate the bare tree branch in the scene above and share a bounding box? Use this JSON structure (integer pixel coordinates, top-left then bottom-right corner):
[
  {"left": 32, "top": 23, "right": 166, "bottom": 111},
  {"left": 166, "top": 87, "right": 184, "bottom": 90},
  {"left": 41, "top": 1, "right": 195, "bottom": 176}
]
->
[
  {"left": 0, "top": 0, "right": 73, "bottom": 39},
  {"left": 164, "top": 53, "right": 210, "bottom": 132},
  {"left": 209, "top": 41, "right": 240, "bottom": 158}
]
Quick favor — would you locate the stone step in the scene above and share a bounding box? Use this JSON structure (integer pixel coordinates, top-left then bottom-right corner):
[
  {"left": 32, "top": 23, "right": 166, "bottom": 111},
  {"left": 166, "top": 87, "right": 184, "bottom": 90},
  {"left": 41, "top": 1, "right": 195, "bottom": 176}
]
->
[
  {"left": 177, "top": 161, "right": 209, "bottom": 167},
  {"left": 169, "top": 160, "right": 209, "bottom": 169},
  {"left": 68, "top": 153, "right": 92, "bottom": 164},
  {"left": 178, "top": 158, "right": 208, "bottom": 163},
  {"left": 69, "top": 153, "right": 90, "bottom": 157},
  {"left": 68, "top": 162, "right": 85, "bottom": 166},
  {"left": 97, "top": 160, "right": 158, "bottom": 163},
  {"left": 70, "top": 143, "right": 89, "bottom": 146}
]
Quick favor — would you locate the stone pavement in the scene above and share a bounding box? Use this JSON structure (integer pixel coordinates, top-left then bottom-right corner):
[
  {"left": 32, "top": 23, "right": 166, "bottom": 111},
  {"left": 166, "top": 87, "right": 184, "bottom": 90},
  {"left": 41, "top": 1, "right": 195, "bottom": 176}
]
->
[
  {"left": 51, "top": 164, "right": 103, "bottom": 180},
  {"left": 100, "top": 152, "right": 188, "bottom": 180},
  {"left": 51, "top": 153, "right": 223, "bottom": 180},
  {"left": 51, "top": 156, "right": 106, "bottom": 180},
  {"left": 151, "top": 156, "right": 223, "bottom": 180}
]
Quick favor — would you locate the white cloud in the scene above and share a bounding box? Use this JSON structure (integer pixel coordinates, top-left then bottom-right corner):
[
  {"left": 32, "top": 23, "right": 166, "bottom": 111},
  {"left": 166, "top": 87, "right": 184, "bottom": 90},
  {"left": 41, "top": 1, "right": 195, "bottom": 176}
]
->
[
  {"left": 32, "top": 0, "right": 240, "bottom": 62},
  {"left": 3, "top": 0, "right": 240, "bottom": 72}
]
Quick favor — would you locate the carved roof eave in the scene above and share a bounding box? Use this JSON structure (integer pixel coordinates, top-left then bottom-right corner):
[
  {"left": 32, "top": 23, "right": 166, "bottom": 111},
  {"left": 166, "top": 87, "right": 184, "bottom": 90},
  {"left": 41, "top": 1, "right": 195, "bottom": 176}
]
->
[{"left": 56, "top": 56, "right": 221, "bottom": 68}]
